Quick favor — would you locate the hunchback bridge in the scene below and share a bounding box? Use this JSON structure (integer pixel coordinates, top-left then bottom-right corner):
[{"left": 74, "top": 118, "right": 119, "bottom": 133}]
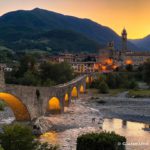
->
[{"left": 0, "top": 65, "right": 93, "bottom": 121}]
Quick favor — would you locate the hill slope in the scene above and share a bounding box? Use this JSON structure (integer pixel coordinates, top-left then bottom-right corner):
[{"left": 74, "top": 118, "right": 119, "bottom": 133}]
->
[
  {"left": 0, "top": 8, "right": 137, "bottom": 52},
  {"left": 130, "top": 35, "right": 150, "bottom": 51},
  {"left": 7, "top": 29, "right": 102, "bottom": 53}
]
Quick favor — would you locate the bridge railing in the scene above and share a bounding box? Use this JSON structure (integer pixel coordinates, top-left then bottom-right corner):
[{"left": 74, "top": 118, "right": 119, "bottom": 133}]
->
[{"left": 54, "top": 75, "right": 87, "bottom": 88}]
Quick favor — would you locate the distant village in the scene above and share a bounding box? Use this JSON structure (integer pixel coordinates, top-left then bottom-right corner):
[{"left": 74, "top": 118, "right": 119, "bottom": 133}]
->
[{"left": 43, "top": 28, "right": 150, "bottom": 74}]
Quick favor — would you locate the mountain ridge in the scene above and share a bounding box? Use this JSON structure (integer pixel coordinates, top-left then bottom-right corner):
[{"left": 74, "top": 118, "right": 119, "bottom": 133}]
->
[{"left": 0, "top": 8, "right": 138, "bottom": 53}]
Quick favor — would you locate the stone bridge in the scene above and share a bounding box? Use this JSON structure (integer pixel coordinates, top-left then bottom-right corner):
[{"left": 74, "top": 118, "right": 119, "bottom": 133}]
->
[{"left": 0, "top": 65, "right": 93, "bottom": 122}]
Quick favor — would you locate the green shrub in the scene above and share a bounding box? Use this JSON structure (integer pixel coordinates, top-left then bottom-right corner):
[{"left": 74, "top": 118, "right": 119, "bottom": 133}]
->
[
  {"left": 77, "top": 131, "right": 126, "bottom": 150},
  {"left": 128, "top": 80, "right": 138, "bottom": 89},
  {"left": 0, "top": 101, "right": 6, "bottom": 111},
  {"left": 106, "top": 73, "right": 117, "bottom": 88},
  {"left": 0, "top": 145, "right": 4, "bottom": 150},
  {"left": 90, "top": 79, "right": 101, "bottom": 89},
  {"left": 0, "top": 124, "right": 58, "bottom": 150},
  {"left": 99, "top": 81, "right": 109, "bottom": 94}
]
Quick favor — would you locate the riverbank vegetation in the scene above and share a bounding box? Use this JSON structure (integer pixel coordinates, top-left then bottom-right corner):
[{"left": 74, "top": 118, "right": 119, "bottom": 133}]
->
[
  {"left": 0, "top": 124, "right": 58, "bottom": 150},
  {"left": 90, "top": 72, "right": 138, "bottom": 94},
  {"left": 0, "top": 101, "right": 6, "bottom": 111},
  {"left": 5, "top": 54, "right": 74, "bottom": 86},
  {"left": 128, "top": 89, "right": 150, "bottom": 98},
  {"left": 77, "top": 131, "right": 126, "bottom": 150}
]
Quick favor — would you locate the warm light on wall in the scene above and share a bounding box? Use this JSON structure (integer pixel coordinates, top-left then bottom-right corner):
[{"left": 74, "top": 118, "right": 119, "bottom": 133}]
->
[
  {"left": 0, "top": 93, "right": 30, "bottom": 121},
  {"left": 71, "top": 87, "right": 78, "bottom": 97},
  {"left": 94, "top": 64, "right": 99, "bottom": 70},
  {"left": 125, "top": 59, "right": 133, "bottom": 65},
  {"left": 49, "top": 97, "right": 61, "bottom": 110},
  {"left": 112, "top": 65, "right": 117, "bottom": 70},
  {"left": 105, "top": 58, "right": 113, "bottom": 65},
  {"left": 101, "top": 65, "right": 107, "bottom": 71}
]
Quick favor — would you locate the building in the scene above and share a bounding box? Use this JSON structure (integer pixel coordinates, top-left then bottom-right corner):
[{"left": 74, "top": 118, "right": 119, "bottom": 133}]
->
[{"left": 46, "top": 28, "right": 150, "bottom": 74}]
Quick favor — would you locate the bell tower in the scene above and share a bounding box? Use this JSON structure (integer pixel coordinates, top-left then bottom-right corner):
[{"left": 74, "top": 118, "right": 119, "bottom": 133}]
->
[
  {"left": 119, "top": 28, "right": 127, "bottom": 62},
  {"left": 122, "top": 28, "right": 127, "bottom": 52}
]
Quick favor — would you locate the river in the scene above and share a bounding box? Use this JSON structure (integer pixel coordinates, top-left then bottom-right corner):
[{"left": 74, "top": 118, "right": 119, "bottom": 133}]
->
[{"left": 103, "top": 118, "right": 150, "bottom": 150}]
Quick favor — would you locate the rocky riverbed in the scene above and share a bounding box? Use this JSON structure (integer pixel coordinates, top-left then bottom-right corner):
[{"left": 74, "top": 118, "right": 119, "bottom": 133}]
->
[
  {"left": 86, "top": 91, "right": 150, "bottom": 124},
  {"left": 39, "top": 96, "right": 102, "bottom": 150}
]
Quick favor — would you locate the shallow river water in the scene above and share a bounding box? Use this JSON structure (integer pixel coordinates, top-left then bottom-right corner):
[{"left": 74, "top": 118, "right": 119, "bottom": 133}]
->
[{"left": 103, "top": 118, "right": 150, "bottom": 150}]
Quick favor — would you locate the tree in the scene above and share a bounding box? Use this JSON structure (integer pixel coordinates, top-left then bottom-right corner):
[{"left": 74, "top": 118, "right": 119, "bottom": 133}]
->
[
  {"left": 40, "top": 62, "right": 74, "bottom": 84},
  {"left": 99, "top": 81, "right": 109, "bottom": 94},
  {"left": 143, "top": 59, "right": 150, "bottom": 85},
  {"left": 128, "top": 80, "right": 138, "bottom": 89},
  {"left": 106, "top": 73, "right": 117, "bottom": 89}
]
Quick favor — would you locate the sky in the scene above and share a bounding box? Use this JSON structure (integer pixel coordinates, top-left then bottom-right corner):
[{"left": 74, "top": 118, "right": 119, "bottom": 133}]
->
[{"left": 0, "top": 0, "right": 150, "bottom": 39}]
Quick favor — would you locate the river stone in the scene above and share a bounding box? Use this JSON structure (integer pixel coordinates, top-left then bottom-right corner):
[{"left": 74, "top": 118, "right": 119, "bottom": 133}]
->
[{"left": 34, "top": 116, "right": 53, "bottom": 134}]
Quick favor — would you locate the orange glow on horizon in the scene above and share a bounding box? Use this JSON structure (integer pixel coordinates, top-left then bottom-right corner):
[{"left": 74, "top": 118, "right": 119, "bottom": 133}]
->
[{"left": 0, "top": 0, "right": 150, "bottom": 39}]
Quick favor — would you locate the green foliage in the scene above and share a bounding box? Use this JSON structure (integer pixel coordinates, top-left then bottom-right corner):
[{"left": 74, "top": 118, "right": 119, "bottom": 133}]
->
[
  {"left": 128, "top": 80, "right": 138, "bottom": 89},
  {"left": 5, "top": 54, "right": 74, "bottom": 86},
  {"left": 0, "top": 46, "right": 15, "bottom": 63},
  {"left": 0, "top": 124, "right": 36, "bottom": 150},
  {"left": 40, "top": 62, "right": 74, "bottom": 85},
  {"left": 0, "top": 101, "right": 6, "bottom": 111},
  {"left": 99, "top": 81, "right": 109, "bottom": 94},
  {"left": 0, "top": 145, "right": 4, "bottom": 150},
  {"left": 128, "top": 89, "right": 150, "bottom": 98},
  {"left": 0, "top": 124, "right": 58, "bottom": 150},
  {"left": 91, "top": 72, "right": 139, "bottom": 91},
  {"left": 77, "top": 131, "right": 126, "bottom": 150},
  {"left": 90, "top": 79, "right": 101, "bottom": 89}
]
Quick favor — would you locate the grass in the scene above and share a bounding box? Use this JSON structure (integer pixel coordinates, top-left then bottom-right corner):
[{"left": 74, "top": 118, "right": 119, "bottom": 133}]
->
[
  {"left": 108, "top": 89, "right": 126, "bottom": 96},
  {"left": 128, "top": 89, "right": 150, "bottom": 98},
  {"left": 0, "top": 101, "right": 6, "bottom": 111}
]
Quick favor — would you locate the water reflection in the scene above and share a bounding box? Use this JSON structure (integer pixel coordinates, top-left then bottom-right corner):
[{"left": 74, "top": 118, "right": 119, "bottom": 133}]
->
[
  {"left": 40, "top": 131, "right": 58, "bottom": 144},
  {"left": 103, "top": 118, "right": 150, "bottom": 150}
]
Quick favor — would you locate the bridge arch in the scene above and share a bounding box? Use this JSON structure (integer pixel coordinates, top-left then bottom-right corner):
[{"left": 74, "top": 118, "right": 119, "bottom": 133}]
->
[
  {"left": 71, "top": 86, "right": 78, "bottom": 98},
  {"left": 48, "top": 97, "right": 61, "bottom": 113},
  {"left": 64, "top": 93, "right": 69, "bottom": 106},
  {"left": 0, "top": 93, "right": 31, "bottom": 121},
  {"left": 86, "top": 76, "right": 90, "bottom": 84},
  {"left": 80, "top": 85, "right": 85, "bottom": 94}
]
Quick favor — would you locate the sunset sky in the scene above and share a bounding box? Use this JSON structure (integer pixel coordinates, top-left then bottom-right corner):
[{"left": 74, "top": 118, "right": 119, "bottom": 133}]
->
[{"left": 0, "top": 0, "right": 150, "bottom": 39}]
